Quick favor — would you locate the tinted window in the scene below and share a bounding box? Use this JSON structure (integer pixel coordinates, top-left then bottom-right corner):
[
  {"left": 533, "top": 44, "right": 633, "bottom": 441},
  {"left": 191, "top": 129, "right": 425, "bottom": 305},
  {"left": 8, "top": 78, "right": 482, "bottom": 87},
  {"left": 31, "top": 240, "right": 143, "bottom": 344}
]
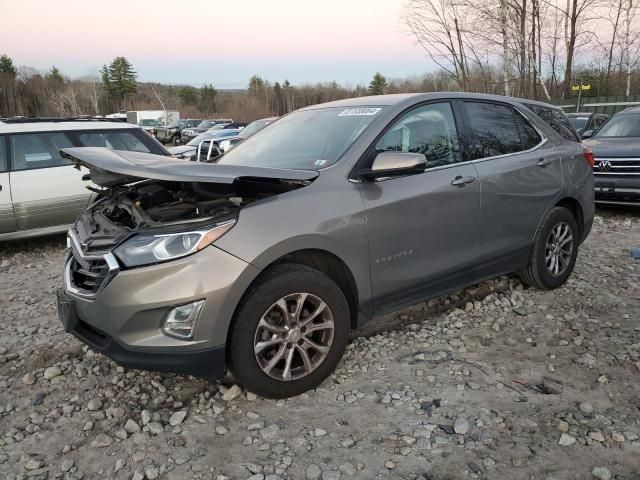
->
[
  {"left": 514, "top": 111, "right": 542, "bottom": 150},
  {"left": 0, "top": 136, "right": 6, "bottom": 172},
  {"left": 375, "top": 102, "right": 460, "bottom": 169},
  {"left": 76, "top": 130, "right": 152, "bottom": 153},
  {"left": 569, "top": 117, "right": 589, "bottom": 129},
  {"left": 464, "top": 102, "right": 521, "bottom": 159},
  {"left": 524, "top": 105, "right": 580, "bottom": 142},
  {"left": 10, "top": 132, "right": 74, "bottom": 170}
]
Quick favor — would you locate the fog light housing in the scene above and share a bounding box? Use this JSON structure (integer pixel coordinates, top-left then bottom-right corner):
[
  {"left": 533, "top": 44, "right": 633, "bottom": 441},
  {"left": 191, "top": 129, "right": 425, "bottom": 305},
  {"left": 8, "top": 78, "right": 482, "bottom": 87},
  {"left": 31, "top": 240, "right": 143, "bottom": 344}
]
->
[{"left": 162, "top": 300, "right": 205, "bottom": 339}]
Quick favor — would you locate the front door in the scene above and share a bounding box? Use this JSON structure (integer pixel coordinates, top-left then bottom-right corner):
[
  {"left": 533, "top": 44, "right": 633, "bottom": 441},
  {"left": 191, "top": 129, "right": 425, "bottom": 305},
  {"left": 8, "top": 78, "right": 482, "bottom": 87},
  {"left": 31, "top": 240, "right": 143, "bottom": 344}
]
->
[{"left": 357, "top": 101, "right": 480, "bottom": 313}]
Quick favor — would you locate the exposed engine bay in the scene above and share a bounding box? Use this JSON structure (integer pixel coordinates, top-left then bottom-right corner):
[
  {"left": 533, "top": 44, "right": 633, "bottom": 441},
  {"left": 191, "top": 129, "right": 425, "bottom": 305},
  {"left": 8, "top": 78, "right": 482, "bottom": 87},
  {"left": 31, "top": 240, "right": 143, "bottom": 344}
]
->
[{"left": 75, "top": 177, "right": 309, "bottom": 254}]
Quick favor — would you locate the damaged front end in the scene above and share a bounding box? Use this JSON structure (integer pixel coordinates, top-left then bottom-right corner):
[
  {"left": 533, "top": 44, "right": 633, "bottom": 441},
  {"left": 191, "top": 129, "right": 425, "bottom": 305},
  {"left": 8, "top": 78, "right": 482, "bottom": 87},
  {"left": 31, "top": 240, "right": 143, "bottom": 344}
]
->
[{"left": 61, "top": 147, "right": 317, "bottom": 283}]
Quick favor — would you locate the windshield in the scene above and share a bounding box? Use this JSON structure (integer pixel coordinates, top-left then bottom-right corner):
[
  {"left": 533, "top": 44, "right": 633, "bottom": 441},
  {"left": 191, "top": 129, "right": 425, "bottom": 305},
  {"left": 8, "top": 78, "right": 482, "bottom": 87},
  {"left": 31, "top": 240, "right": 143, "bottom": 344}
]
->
[
  {"left": 218, "top": 107, "right": 383, "bottom": 170},
  {"left": 196, "top": 120, "right": 215, "bottom": 129},
  {"left": 186, "top": 129, "right": 240, "bottom": 146},
  {"left": 239, "top": 119, "right": 274, "bottom": 139},
  {"left": 140, "top": 119, "right": 158, "bottom": 126},
  {"left": 594, "top": 114, "right": 640, "bottom": 137},
  {"left": 569, "top": 117, "right": 589, "bottom": 129}
]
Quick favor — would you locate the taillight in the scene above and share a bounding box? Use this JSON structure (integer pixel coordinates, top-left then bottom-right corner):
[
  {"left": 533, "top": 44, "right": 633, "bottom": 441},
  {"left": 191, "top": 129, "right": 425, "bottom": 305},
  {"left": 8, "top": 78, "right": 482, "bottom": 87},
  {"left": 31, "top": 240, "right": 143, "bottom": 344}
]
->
[{"left": 583, "top": 148, "right": 595, "bottom": 169}]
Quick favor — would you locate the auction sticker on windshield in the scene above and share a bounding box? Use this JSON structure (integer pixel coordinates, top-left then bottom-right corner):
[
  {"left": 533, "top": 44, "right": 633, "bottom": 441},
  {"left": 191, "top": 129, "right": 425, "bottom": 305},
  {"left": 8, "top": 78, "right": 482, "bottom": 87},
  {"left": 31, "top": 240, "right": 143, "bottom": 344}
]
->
[{"left": 338, "top": 108, "right": 381, "bottom": 116}]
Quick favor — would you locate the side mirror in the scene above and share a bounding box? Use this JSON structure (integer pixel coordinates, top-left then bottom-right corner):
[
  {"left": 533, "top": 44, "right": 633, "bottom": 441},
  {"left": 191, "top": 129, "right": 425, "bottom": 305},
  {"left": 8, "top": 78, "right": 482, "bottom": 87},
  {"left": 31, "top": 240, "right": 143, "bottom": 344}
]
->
[
  {"left": 581, "top": 130, "right": 595, "bottom": 139},
  {"left": 359, "top": 152, "right": 426, "bottom": 181}
]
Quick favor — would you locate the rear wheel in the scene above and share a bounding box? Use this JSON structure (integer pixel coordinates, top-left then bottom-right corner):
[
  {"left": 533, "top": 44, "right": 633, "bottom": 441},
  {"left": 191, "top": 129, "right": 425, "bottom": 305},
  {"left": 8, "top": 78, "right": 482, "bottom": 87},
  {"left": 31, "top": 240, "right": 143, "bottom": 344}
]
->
[
  {"left": 228, "top": 264, "right": 350, "bottom": 398},
  {"left": 520, "top": 206, "right": 579, "bottom": 290}
]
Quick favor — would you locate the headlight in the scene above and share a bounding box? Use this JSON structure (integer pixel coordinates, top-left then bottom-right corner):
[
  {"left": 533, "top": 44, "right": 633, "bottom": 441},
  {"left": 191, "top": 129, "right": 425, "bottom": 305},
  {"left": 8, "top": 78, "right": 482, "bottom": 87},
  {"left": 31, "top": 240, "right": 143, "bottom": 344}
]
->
[
  {"left": 114, "top": 220, "right": 235, "bottom": 267},
  {"left": 219, "top": 140, "right": 231, "bottom": 152}
]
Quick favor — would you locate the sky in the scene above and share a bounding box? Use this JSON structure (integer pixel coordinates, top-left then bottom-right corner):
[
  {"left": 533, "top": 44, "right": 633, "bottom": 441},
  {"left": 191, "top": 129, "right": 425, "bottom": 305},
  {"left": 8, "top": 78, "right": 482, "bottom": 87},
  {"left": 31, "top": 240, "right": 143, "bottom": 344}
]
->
[{"left": 0, "top": 0, "right": 434, "bottom": 89}]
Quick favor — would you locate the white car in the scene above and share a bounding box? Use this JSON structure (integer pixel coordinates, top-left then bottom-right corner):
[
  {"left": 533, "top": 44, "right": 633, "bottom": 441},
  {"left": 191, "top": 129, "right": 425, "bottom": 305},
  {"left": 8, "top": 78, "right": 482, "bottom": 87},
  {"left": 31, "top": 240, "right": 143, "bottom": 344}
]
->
[{"left": 0, "top": 118, "right": 170, "bottom": 240}]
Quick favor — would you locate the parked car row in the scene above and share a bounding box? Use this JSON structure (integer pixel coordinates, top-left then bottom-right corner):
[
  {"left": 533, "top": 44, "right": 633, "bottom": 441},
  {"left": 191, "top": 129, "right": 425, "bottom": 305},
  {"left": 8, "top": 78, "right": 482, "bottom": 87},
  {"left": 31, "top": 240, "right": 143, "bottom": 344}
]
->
[{"left": 154, "top": 118, "right": 201, "bottom": 145}]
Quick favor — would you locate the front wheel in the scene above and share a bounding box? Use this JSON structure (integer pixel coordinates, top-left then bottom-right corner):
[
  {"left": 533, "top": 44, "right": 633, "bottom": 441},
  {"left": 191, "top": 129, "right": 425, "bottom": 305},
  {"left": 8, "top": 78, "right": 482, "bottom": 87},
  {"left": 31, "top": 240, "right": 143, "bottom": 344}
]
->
[
  {"left": 520, "top": 206, "right": 579, "bottom": 290},
  {"left": 228, "top": 264, "right": 350, "bottom": 398}
]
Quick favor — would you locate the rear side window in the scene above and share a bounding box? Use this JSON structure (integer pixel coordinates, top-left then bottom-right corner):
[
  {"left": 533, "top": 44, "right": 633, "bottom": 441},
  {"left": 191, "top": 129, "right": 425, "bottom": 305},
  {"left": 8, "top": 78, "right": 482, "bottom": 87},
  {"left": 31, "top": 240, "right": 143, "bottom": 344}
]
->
[
  {"left": 528, "top": 104, "right": 580, "bottom": 142},
  {"left": 10, "top": 132, "right": 74, "bottom": 171},
  {"left": 0, "top": 136, "right": 7, "bottom": 172},
  {"left": 514, "top": 111, "right": 543, "bottom": 150},
  {"left": 375, "top": 102, "right": 461, "bottom": 169},
  {"left": 464, "top": 102, "right": 522, "bottom": 159}
]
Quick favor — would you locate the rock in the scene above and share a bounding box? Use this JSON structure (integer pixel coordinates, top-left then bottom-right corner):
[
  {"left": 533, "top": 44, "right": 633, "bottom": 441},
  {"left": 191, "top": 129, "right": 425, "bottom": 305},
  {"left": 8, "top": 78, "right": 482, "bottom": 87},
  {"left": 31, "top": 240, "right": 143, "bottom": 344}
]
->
[
  {"left": 147, "top": 421, "right": 164, "bottom": 435},
  {"left": 339, "top": 463, "right": 356, "bottom": 475},
  {"left": 248, "top": 420, "right": 265, "bottom": 431},
  {"left": 246, "top": 392, "right": 258, "bottom": 401},
  {"left": 222, "top": 384, "right": 242, "bottom": 402},
  {"left": 611, "top": 432, "right": 625, "bottom": 443},
  {"left": 61, "top": 459, "right": 74, "bottom": 472},
  {"left": 22, "top": 373, "right": 36, "bottom": 385},
  {"left": 132, "top": 470, "right": 145, "bottom": 480},
  {"left": 215, "top": 425, "right": 229, "bottom": 435},
  {"left": 322, "top": 472, "right": 340, "bottom": 480},
  {"left": 591, "top": 467, "right": 611, "bottom": 480},
  {"left": 90, "top": 433, "right": 113, "bottom": 448},
  {"left": 454, "top": 416, "right": 470, "bottom": 435},
  {"left": 125, "top": 419, "right": 141, "bottom": 433},
  {"left": 247, "top": 475, "right": 264, "bottom": 480},
  {"left": 145, "top": 465, "right": 159, "bottom": 479},
  {"left": 314, "top": 428, "right": 327, "bottom": 437},
  {"left": 141, "top": 410, "right": 152, "bottom": 425},
  {"left": 169, "top": 410, "right": 187, "bottom": 427},
  {"left": 590, "top": 431, "right": 605, "bottom": 442},
  {"left": 25, "top": 459, "right": 43, "bottom": 470},
  {"left": 306, "top": 464, "right": 322, "bottom": 480},
  {"left": 43, "top": 366, "right": 62, "bottom": 380},
  {"left": 384, "top": 460, "right": 396, "bottom": 469},
  {"left": 260, "top": 424, "right": 280, "bottom": 440},
  {"left": 87, "top": 398, "right": 103, "bottom": 411},
  {"left": 174, "top": 454, "right": 191, "bottom": 465},
  {"left": 132, "top": 451, "right": 145, "bottom": 462},
  {"left": 114, "top": 458, "right": 125, "bottom": 472},
  {"left": 579, "top": 402, "right": 594, "bottom": 415},
  {"left": 558, "top": 433, "right": 576, "bottom": 446}
]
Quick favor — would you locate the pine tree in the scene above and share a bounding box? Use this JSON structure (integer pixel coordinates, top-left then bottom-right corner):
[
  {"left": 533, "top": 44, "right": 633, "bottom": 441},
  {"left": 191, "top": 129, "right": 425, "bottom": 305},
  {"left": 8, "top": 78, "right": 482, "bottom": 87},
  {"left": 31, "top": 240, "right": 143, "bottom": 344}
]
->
[
  {"left": 47, "top": 66, "right": 65, "bottom": 88},
  {"left": 0, "top": 54, "right": 17, "bottom": 76},
  {"left": 179, "top": 86, "right": 198, "bottom": 106},
  {"left": 199, "top": 84, "right": 217, "bottom": 116},
  {"left": 102, "top": 57, "right": 137, "bottom": 109},
  {"left": 368, "top": 72, "right": 388, "bottom": 95},
  {"left": 248, "top": 75, "right": 265, "bottom": 97}
]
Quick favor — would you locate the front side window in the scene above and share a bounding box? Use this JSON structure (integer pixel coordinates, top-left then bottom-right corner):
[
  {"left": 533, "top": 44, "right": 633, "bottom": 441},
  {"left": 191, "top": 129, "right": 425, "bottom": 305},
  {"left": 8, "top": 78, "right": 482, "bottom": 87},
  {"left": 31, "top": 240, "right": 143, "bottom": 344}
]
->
[
  {"left": 218, "top": 107, "right": 383, "bottom": 170},
  {"left": 10, "top": 132, "right": 74, "bottom": 170},
  {"left": 375, "top": 102, "right": 460, "bottom": 169},
  {"left": 464, "top": 102, "right": 522, "bottom": 159}
]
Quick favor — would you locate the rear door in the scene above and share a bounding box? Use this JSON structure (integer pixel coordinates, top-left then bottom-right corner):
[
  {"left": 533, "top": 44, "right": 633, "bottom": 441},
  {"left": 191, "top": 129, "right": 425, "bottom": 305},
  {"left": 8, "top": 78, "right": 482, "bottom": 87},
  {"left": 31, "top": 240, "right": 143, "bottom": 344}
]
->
[
  {"left": 0, "top": 136, "right": 17, "bottom": 234},
  {"left": 461, "top": 101, "right": 563, "bottom": 265},
  {"left": 9, "top": 131, "right": 88, "bottom": 231}
]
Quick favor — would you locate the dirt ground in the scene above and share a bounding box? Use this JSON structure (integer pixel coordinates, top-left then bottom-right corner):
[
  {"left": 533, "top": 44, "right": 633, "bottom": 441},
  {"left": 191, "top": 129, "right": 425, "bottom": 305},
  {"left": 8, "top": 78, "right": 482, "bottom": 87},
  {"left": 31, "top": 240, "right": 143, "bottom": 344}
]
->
[{"left": 0, "top": 207, "right": 638, "bottom": 480}]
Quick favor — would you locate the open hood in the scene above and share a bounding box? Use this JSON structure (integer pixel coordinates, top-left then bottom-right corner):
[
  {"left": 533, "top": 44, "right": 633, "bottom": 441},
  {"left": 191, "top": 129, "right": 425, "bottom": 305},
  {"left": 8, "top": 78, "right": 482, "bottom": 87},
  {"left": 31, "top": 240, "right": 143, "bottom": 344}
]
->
[{"left": 60, "top": 147, "right": 319, "bottom": 187}]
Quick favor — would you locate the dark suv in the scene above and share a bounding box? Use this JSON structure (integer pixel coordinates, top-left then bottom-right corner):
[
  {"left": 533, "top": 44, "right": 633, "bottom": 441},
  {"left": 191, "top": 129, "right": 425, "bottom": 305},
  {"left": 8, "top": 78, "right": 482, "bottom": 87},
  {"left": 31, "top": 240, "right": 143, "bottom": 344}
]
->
[
  {"left": 58, "top": 93, "right": 594, "bottom": 398},
  {"left": 567, "top": 112, "right": 609, "bottom": 138},
  {"left": 584, "top": 106, "right": 640, "bottom": 206}
]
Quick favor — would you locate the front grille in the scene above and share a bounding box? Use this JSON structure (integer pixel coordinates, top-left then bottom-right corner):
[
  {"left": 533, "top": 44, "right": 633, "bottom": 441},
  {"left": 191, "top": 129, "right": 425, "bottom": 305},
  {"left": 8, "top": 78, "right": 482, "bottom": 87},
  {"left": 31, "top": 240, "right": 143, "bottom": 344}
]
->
[
  {"left": 69, "top": 255, "right": 110, "bottom": 295},
  {"left": 594, "top": 157, "right": 640, "bottom": 174}
]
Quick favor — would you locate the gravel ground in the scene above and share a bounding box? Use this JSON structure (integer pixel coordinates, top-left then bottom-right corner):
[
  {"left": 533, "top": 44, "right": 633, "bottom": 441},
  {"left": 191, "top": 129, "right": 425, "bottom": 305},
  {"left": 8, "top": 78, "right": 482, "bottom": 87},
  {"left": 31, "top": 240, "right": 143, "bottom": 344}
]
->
[{"left": 0, "top": 208, "right": 639, "bottom": 480}]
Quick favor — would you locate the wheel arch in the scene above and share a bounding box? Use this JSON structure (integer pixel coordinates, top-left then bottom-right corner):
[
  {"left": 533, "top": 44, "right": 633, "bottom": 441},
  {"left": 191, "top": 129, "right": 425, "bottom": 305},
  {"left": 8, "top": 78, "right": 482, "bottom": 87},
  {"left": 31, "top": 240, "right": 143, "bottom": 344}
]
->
[{"left": 554, "top": 197, "right": 585, "bottom": 237}]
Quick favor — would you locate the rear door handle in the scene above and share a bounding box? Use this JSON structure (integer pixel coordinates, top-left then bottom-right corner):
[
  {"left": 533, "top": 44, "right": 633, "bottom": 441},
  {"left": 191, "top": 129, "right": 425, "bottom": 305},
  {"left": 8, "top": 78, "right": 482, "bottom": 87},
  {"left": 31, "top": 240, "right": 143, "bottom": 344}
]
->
[
  {"left": 451, "top": 175, "right": 476, "bottom": 186},
  {"left": 537, "top": 158, "right": 553, "bottom": 167}
]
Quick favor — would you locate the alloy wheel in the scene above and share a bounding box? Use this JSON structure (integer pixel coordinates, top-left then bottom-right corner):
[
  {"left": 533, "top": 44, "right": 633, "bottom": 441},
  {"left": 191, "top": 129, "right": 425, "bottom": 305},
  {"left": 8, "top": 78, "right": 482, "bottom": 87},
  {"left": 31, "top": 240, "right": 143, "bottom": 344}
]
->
[
  {"left": 254, "top": 292, "right": 334, "bottom": 381},
  {"left": 545, "top": 222, "right": 574, "bottom": 277}
]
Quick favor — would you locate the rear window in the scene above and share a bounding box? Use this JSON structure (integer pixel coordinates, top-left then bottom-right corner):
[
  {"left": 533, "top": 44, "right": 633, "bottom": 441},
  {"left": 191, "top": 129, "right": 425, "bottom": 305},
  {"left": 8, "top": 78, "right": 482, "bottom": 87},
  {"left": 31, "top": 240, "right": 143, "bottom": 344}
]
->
[
  {"left": 524, "top": 104, "right": 580, "bottom": 142},
  {"left": 10, "top": 132, "right": 74, "bottom": 170},
  {"left": 464, "top": 102, "right": 522, "bottom": 159}
]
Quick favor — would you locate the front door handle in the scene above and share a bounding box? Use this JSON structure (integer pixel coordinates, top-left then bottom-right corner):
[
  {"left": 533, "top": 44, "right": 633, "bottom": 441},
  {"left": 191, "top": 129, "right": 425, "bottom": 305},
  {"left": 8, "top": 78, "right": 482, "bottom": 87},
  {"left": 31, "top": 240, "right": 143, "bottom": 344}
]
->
[
  {"left": 451, "top": 175, "right": 476, "bottom": 186},
  {"left": 537, "top": 158, "right": 553, "bottom": 167}
]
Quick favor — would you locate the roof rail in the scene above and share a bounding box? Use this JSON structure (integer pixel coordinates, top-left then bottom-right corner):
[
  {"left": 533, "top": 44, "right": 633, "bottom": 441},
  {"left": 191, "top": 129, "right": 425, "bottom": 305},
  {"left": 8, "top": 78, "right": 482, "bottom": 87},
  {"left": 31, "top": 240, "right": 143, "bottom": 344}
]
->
[{"left": 0, "top": 116, "right": 128, "bottom": 124}]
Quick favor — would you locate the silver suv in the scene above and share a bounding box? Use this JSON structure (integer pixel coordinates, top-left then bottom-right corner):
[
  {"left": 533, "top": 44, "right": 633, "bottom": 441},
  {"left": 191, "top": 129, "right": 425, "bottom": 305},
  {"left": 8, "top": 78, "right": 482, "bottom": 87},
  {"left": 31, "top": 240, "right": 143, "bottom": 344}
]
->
[{"left": 57, "top": 93, "right": 595, "bottom": 398}]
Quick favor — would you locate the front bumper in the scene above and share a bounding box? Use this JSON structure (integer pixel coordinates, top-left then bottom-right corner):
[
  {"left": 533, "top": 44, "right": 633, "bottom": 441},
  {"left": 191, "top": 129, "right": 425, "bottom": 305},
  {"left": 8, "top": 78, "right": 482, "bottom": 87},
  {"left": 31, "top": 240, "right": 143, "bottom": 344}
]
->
[
  {"left": 59, "top": 244, "right": 260, "bottom": 381},
  {"left": 594, "top": 174, "right": 640, "bottom": 206}
]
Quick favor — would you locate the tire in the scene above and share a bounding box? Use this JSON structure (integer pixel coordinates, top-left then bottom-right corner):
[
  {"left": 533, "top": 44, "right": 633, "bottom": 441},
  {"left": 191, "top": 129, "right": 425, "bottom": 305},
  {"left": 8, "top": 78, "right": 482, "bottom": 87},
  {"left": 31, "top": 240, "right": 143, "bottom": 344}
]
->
[
  {"left": 520, "top": 206, "right": 579, "bottom": 290},
  {"left": 228, "top": 264, "right": 350, "bottom": 398}
]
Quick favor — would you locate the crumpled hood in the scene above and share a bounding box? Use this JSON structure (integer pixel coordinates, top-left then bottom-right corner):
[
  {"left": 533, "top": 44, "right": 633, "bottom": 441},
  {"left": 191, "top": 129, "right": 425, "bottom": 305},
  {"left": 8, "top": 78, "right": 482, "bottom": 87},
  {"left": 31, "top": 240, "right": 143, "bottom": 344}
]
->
[
  {"left": 584, "top": 137, "right": 640, "bottom": 157},
  {"left": 60, "top": 147, "right": 319, "bottom": 187}
]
